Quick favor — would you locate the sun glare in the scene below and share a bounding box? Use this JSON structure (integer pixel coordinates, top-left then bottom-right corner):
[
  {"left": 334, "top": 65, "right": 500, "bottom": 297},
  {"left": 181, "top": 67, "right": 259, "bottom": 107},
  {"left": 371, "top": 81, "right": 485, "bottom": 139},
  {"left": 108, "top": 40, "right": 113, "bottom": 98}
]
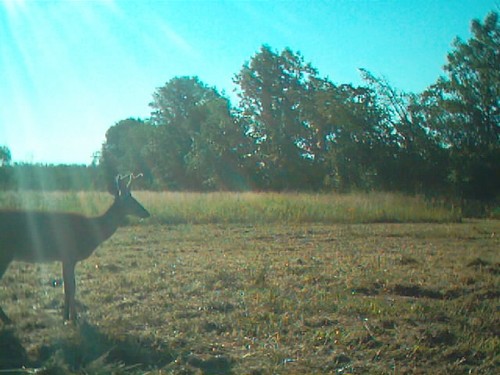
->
[
  {"left": 2, "top": 0, "right": 26, "bottom": 15},
  {"left": 0, "top": 0, "right": 127, "bottom": 164}
]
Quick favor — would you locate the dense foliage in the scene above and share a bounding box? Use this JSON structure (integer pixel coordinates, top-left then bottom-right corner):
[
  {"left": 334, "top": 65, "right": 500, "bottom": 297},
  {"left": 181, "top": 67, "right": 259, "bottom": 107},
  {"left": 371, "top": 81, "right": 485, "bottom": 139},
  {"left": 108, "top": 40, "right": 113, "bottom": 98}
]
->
[{"left": 1, "top": 12, "right": 498, "bottom": 204}]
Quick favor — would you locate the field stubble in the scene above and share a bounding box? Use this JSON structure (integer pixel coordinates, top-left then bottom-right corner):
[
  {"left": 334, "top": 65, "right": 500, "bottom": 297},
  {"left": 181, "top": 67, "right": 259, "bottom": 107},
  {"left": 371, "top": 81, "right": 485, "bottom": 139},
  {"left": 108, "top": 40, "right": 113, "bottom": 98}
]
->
[{"left": 0, "top": 192, "right": 498, "bottom": 374}]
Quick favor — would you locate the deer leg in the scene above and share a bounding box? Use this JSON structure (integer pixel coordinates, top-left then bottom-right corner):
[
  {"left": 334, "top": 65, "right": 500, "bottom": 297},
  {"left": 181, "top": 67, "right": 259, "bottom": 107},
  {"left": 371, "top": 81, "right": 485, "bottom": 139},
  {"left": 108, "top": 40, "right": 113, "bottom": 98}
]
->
[
  {"left": 62, "top": 261, "right": 77, "bottom": 321},
  {"left": 0, "top": 257, "right": 13, "bottom": 324},
  {"left": 0, "top": 308, "right": 11, "bottom": 324}
]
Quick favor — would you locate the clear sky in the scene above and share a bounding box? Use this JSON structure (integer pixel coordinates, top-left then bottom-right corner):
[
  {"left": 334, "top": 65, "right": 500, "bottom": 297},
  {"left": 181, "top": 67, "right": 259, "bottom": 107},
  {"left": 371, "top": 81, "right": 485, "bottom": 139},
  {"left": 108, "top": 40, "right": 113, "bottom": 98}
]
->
[{"left": 0, "top": 0, "right": 497, "bottom": 165}]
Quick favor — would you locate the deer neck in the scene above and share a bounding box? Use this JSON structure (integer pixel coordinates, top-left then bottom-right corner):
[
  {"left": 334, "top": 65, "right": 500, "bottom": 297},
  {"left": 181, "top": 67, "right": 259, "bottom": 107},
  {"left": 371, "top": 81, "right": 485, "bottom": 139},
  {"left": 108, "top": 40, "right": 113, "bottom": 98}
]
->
[{"left": 92, "top": 198, "right": 124, "bottom": 243}]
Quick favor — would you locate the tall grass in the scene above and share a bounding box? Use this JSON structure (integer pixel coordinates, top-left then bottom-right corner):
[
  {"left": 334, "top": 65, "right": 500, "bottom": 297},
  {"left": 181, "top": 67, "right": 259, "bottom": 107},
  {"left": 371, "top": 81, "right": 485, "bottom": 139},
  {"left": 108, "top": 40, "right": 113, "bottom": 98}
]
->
[
  {"left": 141, "top": 191, "right": 461, "bottom": 224},
  {"left": 0, "top": 191, "right": 111, "bottom": 216},
  {"left": 0, "top": 191, "right": 461, "bottom": 224}
]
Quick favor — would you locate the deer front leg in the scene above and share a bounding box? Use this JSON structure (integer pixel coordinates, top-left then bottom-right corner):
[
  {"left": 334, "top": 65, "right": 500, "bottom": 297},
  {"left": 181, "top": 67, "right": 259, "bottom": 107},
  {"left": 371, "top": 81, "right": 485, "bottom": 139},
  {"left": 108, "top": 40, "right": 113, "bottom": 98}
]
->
[
  {"left": 62, "top": 261, "right": 77, "bottom": 321},
  {"left": 0, "top": 307, "right": 11, "bottom": 324}
]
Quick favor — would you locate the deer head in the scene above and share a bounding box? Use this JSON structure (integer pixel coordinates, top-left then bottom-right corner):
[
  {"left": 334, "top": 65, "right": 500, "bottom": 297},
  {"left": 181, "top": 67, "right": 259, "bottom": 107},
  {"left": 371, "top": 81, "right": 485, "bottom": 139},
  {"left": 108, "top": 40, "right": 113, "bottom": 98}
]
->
[{"left": 114, "top": 174, "right": 150, "bottom": 219}]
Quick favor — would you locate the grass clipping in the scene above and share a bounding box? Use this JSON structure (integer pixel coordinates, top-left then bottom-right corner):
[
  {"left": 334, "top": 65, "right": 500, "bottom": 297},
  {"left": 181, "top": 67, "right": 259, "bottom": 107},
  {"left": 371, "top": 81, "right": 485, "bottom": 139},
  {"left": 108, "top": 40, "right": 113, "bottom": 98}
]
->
[{"left": 0, "top": 221, "right": 498, "bottom": 374}]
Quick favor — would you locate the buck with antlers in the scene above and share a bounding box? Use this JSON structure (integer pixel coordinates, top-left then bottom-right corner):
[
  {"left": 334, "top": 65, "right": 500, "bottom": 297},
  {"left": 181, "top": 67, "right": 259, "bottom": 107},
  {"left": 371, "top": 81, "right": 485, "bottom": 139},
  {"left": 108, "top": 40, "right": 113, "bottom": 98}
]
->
[{"left": 0, "top": 174, "right": 150, "bottom": 323}]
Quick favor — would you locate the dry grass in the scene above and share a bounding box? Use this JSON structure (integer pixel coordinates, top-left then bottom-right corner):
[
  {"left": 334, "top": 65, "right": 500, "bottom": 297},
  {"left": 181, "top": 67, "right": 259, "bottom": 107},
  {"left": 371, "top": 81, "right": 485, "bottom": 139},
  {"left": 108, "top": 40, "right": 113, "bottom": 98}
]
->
[
  {"left": 0, "top": 190, "right": 461, "bottom": 224},
  {"left": 1, "top": 219, "right": 498, "bottom": 374},
  {"left": 139, "top": 191, "right": 462, "bottom": 224}
]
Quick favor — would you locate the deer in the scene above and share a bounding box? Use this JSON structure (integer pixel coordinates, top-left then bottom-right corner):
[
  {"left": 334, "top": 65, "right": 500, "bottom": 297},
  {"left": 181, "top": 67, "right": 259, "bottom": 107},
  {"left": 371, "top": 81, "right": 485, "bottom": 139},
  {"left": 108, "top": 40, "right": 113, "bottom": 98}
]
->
[{"left": 0, "top": 174, "right": 150, "bottom": 323}]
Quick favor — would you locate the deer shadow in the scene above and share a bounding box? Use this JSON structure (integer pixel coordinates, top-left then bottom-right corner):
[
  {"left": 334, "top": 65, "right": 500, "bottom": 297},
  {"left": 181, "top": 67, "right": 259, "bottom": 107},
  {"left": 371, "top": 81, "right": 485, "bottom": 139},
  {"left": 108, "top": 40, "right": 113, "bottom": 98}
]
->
[
  {"left": 0, "top": 320, "right": 175, "bottom": 372},
  {"left": 0, "top": 328, "right": 29, "bottom": 370}
]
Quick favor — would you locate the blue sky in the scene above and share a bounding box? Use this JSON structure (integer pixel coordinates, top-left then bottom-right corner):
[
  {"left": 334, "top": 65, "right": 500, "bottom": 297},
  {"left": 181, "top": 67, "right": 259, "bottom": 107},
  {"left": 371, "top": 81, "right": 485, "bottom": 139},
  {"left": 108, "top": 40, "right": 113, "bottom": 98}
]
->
[{"left": 0, "top": 0, "right": 497, "bottom": 165}]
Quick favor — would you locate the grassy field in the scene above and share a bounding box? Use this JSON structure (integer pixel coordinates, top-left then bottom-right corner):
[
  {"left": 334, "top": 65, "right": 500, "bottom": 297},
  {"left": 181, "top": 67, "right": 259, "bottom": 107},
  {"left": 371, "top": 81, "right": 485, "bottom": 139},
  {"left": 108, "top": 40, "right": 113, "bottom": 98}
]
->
[
  {"left": 0, "top": 191, "right": 461, "bottom": 224},
  {"left": 0, "top": 192, "right": 498, "bottom": 374}
]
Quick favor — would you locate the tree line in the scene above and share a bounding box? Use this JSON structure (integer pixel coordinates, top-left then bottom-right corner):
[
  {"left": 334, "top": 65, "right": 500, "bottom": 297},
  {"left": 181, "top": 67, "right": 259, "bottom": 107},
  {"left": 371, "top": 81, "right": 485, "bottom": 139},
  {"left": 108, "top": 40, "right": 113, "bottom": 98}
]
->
[{"left": 1, "top": 12, "right": 499, "bottom": 204}]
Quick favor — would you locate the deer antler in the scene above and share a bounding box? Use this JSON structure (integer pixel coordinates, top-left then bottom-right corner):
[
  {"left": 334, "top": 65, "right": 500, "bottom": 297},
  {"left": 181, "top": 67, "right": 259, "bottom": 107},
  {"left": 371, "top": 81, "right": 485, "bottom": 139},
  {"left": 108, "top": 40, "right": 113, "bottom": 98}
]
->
[
  {"left": 115, "top": 173, "right": 144, "bottom": 193},
  {"left": 127, "top": 173, "right": 144, "bottom": 188}
]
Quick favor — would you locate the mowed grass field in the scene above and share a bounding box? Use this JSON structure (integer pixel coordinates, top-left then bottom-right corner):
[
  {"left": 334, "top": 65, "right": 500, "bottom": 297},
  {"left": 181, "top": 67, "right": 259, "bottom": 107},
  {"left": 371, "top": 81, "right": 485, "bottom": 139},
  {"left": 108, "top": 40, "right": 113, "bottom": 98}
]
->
[{"left": 0, "top": 192, "right": 498, "bottom": 374}]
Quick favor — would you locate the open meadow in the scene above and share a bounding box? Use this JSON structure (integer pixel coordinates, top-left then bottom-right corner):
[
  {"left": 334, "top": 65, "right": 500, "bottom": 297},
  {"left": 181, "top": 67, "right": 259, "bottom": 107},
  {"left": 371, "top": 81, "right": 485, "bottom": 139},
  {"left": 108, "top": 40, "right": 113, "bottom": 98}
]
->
[{"left": 0, "top": 192, "right": 498, "bottom": 374}]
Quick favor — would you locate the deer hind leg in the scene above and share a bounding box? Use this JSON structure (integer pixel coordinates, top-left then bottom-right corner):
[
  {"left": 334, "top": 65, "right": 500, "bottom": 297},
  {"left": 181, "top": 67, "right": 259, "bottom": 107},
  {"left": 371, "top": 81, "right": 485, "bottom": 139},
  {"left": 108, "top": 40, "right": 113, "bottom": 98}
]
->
[
  {"left": 62, "top": 261, "right": 77, "bottom": 321},
  {"left": 0, "top": 256, "right": 13, "bottom": 324}
]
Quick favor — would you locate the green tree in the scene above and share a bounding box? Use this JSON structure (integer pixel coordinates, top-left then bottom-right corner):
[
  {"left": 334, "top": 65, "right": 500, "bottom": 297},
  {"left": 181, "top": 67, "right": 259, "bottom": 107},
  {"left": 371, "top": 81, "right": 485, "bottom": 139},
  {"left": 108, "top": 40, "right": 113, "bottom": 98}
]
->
[
  {"left": 302, "top": 78, "right": 389, "bottom": 191},
  {"left": 100, "top": 118, "right": 154, "bottom": 189},
  {"left": 0, "top": 146, "right": 11, "bottom": 166},
  {"left": 234, "top": 46, "right": 319, "bottom": 190},
  {"left": 0, "top": 146, "right": 12, "bottom": 189},
  {"left": 150, "top": 76, "right": 247, "bottom": 190},
  {"left": 422, "top": 11, "right": 499, "bottom": 201},
  {"left": 361, "top": 71, "right": 449, "bottom": 194}
]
